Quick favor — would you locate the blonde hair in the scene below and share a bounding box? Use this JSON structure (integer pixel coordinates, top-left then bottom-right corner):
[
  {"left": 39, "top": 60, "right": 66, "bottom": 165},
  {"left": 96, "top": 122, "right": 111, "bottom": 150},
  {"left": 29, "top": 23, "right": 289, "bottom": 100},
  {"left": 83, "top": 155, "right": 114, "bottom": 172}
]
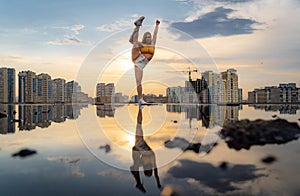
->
[{"left": 142, "top": 32, "right": 152, "bottom": 44}]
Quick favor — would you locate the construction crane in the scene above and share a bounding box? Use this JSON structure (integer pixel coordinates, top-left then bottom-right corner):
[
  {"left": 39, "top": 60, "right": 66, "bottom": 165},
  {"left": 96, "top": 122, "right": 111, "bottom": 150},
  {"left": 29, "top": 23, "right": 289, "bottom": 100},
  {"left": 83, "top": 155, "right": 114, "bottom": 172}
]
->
[{"left": 178, "top": 67, "right": 198, "bottom": 81}]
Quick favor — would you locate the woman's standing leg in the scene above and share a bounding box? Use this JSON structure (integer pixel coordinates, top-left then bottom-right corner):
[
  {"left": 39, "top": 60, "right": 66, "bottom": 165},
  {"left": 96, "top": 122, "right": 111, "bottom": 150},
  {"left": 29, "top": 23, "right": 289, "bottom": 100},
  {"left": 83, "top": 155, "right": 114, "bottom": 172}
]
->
[{"left": 135, "top": 66, "right": 143, "bottom": 100}]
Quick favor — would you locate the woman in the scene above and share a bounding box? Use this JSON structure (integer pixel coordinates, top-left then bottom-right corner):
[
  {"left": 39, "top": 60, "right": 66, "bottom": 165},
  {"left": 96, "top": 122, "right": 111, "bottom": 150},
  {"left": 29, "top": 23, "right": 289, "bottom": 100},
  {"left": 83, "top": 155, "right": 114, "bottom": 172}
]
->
[
  {"left": 130, "top": 108, "right": 161, "bottom": 193},
  {"left": 129, "top": 16, "right": 160, "bottom": 105}
]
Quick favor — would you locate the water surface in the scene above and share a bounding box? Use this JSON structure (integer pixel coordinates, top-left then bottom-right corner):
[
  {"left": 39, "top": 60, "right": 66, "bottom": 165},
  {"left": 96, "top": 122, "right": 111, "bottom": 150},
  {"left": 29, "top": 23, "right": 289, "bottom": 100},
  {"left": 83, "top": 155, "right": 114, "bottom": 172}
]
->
[{"left": 0, "top": 104, "right": 299, "bottom": 195}]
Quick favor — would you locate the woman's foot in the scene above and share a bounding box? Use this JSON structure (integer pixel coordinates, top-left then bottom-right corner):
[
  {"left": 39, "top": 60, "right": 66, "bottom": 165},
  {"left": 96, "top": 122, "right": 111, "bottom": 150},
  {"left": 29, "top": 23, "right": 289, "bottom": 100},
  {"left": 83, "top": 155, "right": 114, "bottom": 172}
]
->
[
  {"left": 139, "top": 98, "right": 147, "bottom": 105},
  {"left": 134, "top": 16, "right": 145, "bottom": 26}
]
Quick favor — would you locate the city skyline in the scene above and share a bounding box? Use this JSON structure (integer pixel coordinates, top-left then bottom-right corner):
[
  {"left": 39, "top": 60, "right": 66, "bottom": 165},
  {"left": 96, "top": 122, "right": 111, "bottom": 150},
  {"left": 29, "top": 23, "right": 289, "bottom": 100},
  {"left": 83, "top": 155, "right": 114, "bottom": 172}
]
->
[
  {"left": 1, "top": 66, "right": 240, "bottom": 103},
  {"left": 0, "top": 0, "right": 299, "bottom": 99},
  {"left": 0, "top": 67, "right": 91, "bottom": 103},
  {"left": 1, "top": 66, "right": 300, "bottom": 104}
]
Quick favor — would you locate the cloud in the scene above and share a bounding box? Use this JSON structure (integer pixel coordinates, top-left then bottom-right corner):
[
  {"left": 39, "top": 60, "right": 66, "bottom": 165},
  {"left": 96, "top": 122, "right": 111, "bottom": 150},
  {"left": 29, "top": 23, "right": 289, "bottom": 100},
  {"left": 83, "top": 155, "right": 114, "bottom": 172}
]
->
[
  {"left": 170, "top": 7, "right": 259, "bottom": 39},
  {"left": 71, "top": 24, "right": 85, "bottom": 34},
  {"left": 168, "top": 159, "right": 266, "bottom": 193},
  {"left": 48, "top": 35, "right": 91, "bottom": 45},
  {"left": 214, "top": 0, "right": 253, "bottom": 3},
  {"left": 96, "top": 19, "right": 132, "bottom": 32},
  {"left": 47, "top": 156, "right": 88, "bottom": 177},
  {"left": 47, "top": 24, "right": 87, "bottom": 45},
  {"left": 95, "top": 14, "right": 142, "bottom": 32}
]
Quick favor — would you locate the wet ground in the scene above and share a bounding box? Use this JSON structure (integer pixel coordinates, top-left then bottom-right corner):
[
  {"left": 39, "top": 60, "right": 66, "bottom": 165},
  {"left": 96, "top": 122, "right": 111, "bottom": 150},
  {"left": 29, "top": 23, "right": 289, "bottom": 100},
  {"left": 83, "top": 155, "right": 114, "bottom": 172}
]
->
[{"left": 0, "top": 104, "right": 299, "bottom": 195}]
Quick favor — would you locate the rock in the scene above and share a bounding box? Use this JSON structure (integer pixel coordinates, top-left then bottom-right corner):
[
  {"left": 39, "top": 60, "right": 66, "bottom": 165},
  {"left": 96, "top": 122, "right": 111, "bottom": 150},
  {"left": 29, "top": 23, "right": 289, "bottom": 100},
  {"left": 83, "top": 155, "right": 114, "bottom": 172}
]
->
[
  {"left": 164, "top": 137, "right": 217, "bottom": 154},
  {"left": 0, "top": 112, "right": 7, "bottom": 118},
  {"left": 99, "top": 144, "right": 111, "bottom": 153},
  {"left": 12, "top": 149, "right": 37, "bottom": 158},
  {"left": 261, "top": 156, "right": 277, "bottom": 164},
  {"left": 219, "top": 161, "right": 228, "bottom": 170},
  {"left": 165, "top": 137, "right": 200, "bottom": 153},
  {"left": 220, "top": 118, "right": 300, "bottom": 150}
]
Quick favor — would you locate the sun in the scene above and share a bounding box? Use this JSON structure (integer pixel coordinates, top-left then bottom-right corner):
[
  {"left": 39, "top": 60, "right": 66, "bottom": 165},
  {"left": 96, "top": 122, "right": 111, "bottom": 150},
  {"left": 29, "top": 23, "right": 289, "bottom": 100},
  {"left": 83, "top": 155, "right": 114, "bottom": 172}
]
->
[{"left": 126, "top": 134, "right": 135, "bottom": 146}]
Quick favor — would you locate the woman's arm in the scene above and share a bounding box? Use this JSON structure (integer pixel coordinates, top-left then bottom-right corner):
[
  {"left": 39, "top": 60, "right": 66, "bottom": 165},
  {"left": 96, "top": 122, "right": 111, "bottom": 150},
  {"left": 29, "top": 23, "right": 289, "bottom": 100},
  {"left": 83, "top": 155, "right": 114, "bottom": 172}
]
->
[{"left": 152, "top": 20, "right": 160, "bottom": 46}]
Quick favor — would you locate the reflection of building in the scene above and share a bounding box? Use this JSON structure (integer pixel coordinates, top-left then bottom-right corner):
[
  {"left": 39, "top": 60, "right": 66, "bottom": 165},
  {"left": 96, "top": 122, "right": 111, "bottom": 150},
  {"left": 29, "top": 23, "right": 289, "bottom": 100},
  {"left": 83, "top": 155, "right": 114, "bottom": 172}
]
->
[
  {"left": 248, "top": 83, "right": 300, "bottom": 103},
  {"left": 0, "top": 67, "right": 15, "bottom": 103},
  {"left": 65, "top": 104, "right": 81, "bottom": 119},
  {"left": 249, "top": 104, "right": 300, "bottom": 115},
  {"left": 18, "top": 105, "right": 38, "bottom": 131},
  {"left": 52, "top": 104, "right": 66, "bottom": 122},
  {"left": 223, "top": 106, "right": 239, "bottom": 125},
  {"left": 167, "top": 104, "right": 239, "bottom": 128},
  {"left": 0, "top": 104, "right": 16, "bottom": 134},
  {"left": 37, "top": 105, "right": 51, "bottom": 128},
  {"left": 166, "top": 104, "right": 182, "bottom": 113},
  {"left": 96, "top": 105, "right": 115, "bottom": 118},
  {"left": 18, "top": 105, "right": 51, "bottom": 130},
  {"left": 18, "top": 104, "right": 85, "bottom": 131}
]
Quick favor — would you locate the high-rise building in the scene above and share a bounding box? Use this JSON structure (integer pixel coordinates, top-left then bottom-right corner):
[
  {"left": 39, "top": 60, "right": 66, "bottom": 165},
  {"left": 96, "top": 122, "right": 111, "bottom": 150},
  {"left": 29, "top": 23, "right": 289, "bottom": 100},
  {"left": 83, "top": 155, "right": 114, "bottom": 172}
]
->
[
  {"left": 65, "top": 80, "right": 81, "bottom": 103},
  {"left": 279, "top": 83, "right": 298, "bottom": 103},
  {"left": 166, "top": 86, "right": 185, "bottom": 103},
  {"left": 105, "top": 83, "right": 115, "bottom": 96},
  {"left": 248, "top": 83, "right": 300, "bottom": 103},
  {"left": 95, "top": 83, "right": 115, "bottom": 103},
  {"left": 202, "top": 71, "right": 224, "bottom": 103},
  {"left": 0, "top": 67, "right": 15, "bottom": 103},
  {"left": 221, "top": 69, "right": 239, "bottom": 103},
  {"left": 48, "top": 80, "right": 57, "bottom": 103},
  {"left": 238, "top": 88, "right": 243, "bottom": 103},
  {"left": 54, "top": 78, "right": 66, "bottom": 103},
  {"left": 37, "top": 73, "right": 51, "bottom": 103},
  {"left": 96, "top": 83, "right": 105, "bottom": 97},
  {"left": 18, "top": 70, "right": 37, "bottom": 103}
]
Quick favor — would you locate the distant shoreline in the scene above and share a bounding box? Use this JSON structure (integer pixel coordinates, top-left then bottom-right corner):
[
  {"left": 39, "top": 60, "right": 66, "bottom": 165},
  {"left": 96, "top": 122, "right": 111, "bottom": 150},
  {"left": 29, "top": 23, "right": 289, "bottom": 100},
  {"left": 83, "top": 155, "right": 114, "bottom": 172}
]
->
[{"left": 1, "top": 102, "right": 300, "bottom": 105}]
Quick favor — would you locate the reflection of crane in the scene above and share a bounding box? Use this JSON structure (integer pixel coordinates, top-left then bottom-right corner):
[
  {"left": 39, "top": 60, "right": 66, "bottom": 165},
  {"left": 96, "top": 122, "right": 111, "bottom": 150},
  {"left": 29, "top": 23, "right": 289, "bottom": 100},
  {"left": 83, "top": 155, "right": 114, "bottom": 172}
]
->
[{"left": 178, "top": 67, "right": 198, "bottom": 81}]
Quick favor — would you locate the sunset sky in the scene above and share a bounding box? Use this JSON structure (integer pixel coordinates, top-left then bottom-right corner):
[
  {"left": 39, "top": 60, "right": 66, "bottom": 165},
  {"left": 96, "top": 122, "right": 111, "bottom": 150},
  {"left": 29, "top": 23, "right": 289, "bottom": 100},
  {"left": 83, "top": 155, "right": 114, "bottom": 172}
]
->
[{"left": 0, "top": 0, "right": 299, "bottom": 98}]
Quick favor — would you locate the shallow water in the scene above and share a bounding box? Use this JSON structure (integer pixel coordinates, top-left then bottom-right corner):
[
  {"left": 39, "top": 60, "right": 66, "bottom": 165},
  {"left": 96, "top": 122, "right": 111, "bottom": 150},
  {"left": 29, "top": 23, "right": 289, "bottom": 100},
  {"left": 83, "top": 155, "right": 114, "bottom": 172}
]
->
[{"left": 0, "top": 104, "right": 299, "bottom": 195}]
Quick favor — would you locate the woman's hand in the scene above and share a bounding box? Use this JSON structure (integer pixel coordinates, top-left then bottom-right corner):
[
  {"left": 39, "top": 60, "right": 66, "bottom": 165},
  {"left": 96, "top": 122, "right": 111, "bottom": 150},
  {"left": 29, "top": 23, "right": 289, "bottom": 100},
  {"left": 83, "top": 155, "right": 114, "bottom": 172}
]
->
[{"left": 156, "top": 20, "right": 160, "bottom": 26}]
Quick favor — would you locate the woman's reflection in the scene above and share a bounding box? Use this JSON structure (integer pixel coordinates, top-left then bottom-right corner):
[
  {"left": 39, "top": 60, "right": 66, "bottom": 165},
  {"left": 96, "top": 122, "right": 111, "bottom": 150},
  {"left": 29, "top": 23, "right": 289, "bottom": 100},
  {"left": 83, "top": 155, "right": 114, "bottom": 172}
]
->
[{"left": 130, "top": 108, "right": 161, "bottom": 193}]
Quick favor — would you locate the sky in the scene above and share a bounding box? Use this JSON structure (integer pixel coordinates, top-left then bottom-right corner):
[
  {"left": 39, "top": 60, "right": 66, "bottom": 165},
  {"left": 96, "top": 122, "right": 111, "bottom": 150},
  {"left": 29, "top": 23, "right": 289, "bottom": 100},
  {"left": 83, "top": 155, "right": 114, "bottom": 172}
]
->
[{"left": 0, "top": 0, "right": 300, "bottom": 98}]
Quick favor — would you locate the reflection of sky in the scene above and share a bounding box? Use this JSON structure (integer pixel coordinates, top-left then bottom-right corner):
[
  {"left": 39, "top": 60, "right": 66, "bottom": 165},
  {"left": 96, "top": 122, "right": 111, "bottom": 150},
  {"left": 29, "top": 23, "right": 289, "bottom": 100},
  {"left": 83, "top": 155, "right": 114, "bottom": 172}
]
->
[
  {"left": 168, "top": 159, "right": 266, "bottom": 193},
  {"left": 0, "top": 104, "right": 300, "bottom": 195}
]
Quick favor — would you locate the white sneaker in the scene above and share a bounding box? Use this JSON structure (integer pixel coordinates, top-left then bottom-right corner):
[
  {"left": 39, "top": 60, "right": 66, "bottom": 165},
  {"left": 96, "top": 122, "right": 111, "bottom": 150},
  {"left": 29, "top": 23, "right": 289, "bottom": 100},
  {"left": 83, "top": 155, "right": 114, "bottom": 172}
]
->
[
  {"left": 139, "top": 104, "right": 144, "bottom": 109},
  {"left": 134, "top": 16, "right": 145, "bottom": 26},
  {"left": 139, "top": 98, "right": 147, "bottom": 105}
]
